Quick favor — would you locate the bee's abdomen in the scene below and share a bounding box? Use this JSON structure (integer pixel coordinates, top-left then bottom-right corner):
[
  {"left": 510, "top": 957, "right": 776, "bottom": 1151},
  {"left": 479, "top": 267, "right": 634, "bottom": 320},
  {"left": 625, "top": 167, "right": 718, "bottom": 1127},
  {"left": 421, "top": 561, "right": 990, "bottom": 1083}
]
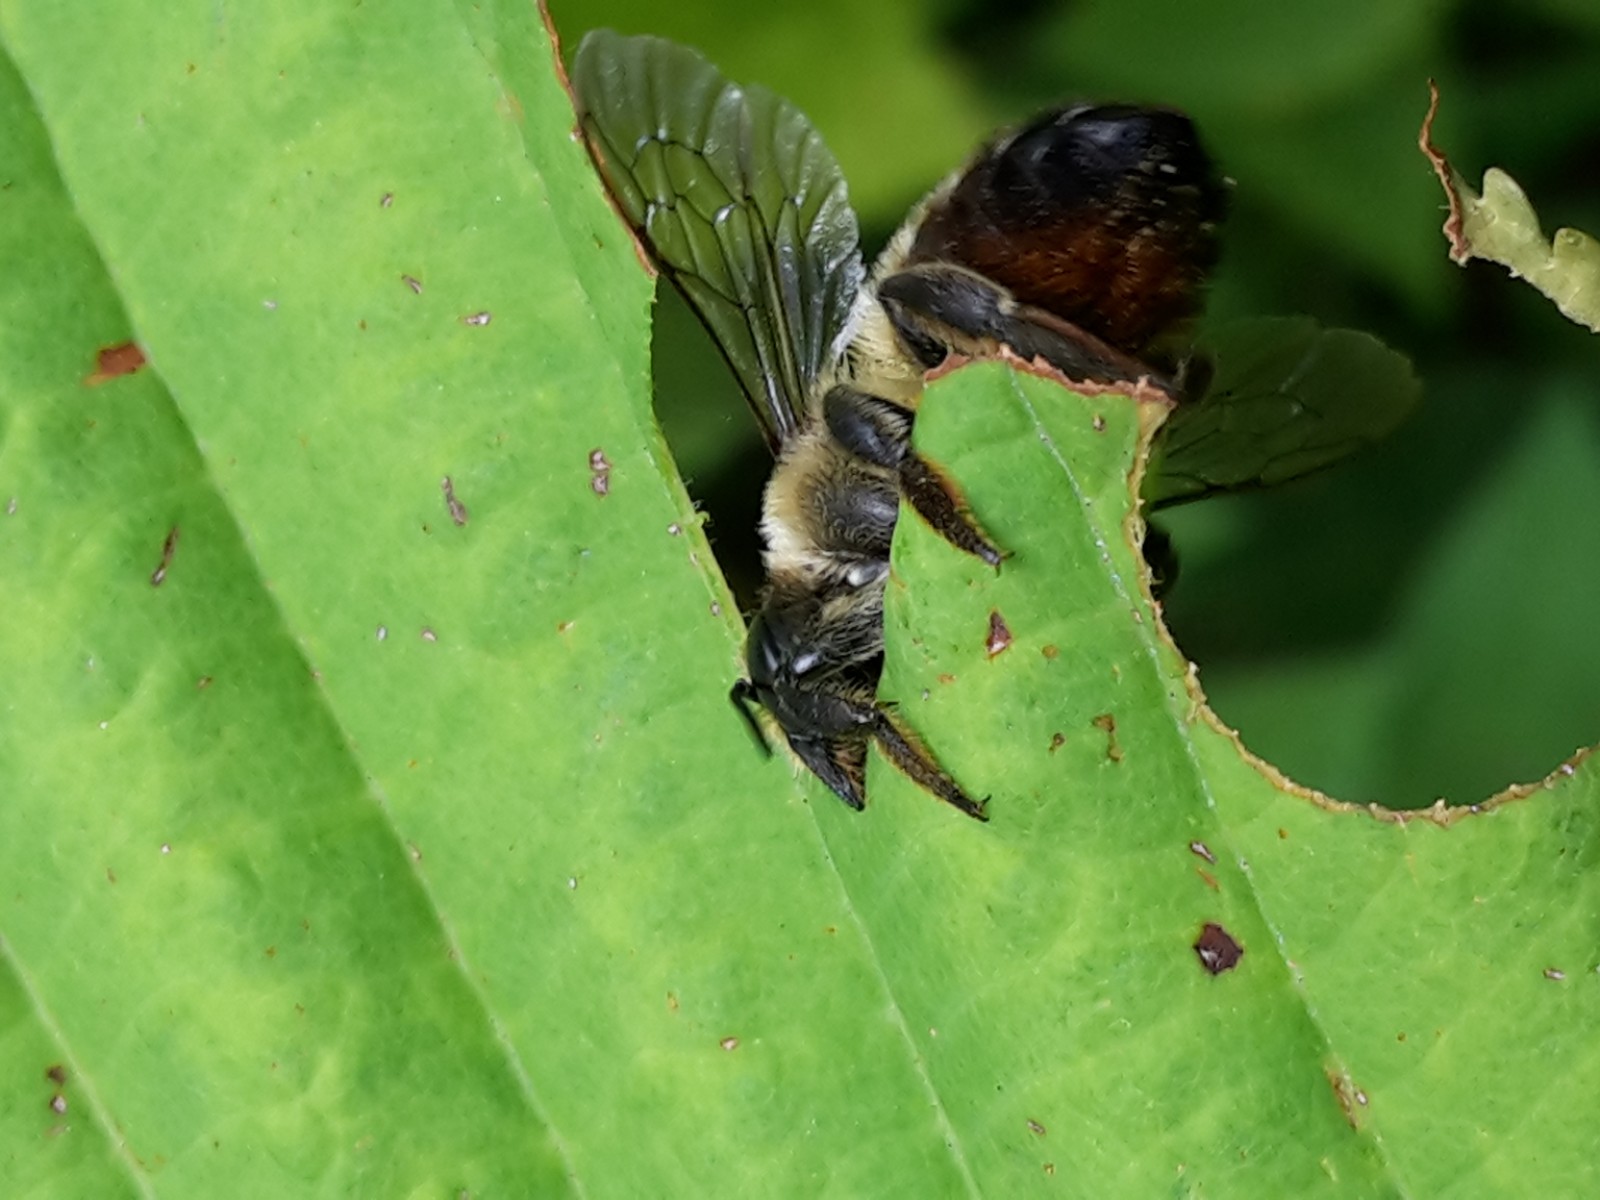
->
[{"left": 904, "top": 104, "right": 1225, "bottom": 360}]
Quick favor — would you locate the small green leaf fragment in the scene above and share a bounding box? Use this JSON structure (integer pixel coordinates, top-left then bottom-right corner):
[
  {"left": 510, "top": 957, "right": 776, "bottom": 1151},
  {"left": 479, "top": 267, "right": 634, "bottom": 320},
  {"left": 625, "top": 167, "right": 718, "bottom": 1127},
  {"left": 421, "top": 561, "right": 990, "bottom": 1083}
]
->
[{"left": 1421, "top": 81, "right": 1600, "bottom": 332}]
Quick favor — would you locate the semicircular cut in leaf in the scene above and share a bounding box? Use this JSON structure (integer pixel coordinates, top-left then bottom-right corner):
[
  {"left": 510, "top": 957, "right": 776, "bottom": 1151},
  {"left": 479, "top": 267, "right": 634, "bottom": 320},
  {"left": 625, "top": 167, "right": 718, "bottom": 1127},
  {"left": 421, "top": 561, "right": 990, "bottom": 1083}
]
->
[
  {"left": 1143, "top": 315, "right": 1422, "bottom": 507},
  {"left": 1421, "top": 82, "right": 1600, "bottom": 332},
  {"left": 863, "top": 361, "right": 1600, "bottom": 1196}
]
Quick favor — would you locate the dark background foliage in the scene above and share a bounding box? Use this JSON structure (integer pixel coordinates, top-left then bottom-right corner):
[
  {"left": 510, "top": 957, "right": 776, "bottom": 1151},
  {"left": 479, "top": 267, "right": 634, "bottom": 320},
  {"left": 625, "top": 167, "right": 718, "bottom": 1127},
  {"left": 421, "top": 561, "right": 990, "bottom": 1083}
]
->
[{"left": 553, "top": 0, "right": 1600, "bottom": 809}]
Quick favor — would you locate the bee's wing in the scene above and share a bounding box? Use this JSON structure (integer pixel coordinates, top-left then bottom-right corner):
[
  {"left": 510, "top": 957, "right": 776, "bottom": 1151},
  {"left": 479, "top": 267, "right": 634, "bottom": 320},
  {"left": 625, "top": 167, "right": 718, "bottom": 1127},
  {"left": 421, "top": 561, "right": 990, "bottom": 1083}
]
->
[
  {"left": 1143, "top": 317, "right": 1420, "bottom": 507},
  {"left": 573, "top": 30, "right": 865, "bottom": 453}
]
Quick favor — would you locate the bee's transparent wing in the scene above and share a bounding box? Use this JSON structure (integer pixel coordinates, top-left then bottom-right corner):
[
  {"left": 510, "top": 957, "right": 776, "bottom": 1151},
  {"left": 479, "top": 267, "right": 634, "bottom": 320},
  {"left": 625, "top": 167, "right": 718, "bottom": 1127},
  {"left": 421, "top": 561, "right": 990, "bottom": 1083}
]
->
[
  {"left": 573, "top": 30, "right": 865, "bottom": 452},
  {"left": 1143, "top": 317, "right": 1420, "bottom": 507}
]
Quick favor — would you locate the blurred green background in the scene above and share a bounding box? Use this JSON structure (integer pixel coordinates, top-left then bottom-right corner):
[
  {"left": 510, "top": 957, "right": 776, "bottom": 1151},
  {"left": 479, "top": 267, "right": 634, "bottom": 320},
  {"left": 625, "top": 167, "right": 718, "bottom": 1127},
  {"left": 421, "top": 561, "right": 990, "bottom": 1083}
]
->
[{"left": 551, "top": 0, "right": 1600, "bottom": 810}]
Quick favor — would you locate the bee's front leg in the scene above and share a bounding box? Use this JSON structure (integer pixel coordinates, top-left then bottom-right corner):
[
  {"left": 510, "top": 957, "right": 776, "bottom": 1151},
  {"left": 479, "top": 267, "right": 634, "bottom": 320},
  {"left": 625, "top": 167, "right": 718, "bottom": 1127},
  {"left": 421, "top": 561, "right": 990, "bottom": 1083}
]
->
[
  {"left": 867, "top": 705, "right": 988, "bottom": 821},
  {"left": 898, "top": 451, "right": 1003, "bottom": 568}
]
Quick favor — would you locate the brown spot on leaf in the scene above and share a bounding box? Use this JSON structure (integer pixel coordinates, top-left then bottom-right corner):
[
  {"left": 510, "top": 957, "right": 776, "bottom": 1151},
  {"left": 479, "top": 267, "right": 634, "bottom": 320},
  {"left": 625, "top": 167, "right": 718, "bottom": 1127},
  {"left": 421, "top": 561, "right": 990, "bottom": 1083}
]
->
[
  {"left": 985, "top": 610, "right": 1013, "bottom": 658},
  {"left": 1040, "top": 644, "right": 1059, "bottom": 659},
  {"left": 1194, "top": 922, "right": 1243, "bottom": 975},
  {"left": 1189, "top": 840, "right": 1216, "bottom": 864},
  {"left": 401, "top": 274, "right": 423, "bottom": 294},
  {"left": 1195, "top": 868, "right": 1219, "bottom": 891},
  {"left": 150, "top": 525, "right": 179, "bottom": 586},
  {"left": 462, "top": 311, "right": 492, "bottom": 326},
  {"left": 1326, "top": 1067, "right": 1367, "bottom": 1130},
  {"left": 1048, "top": 732, "right": 1065, "bottom": 753},
  {"left": 1091, "top": 713, "right": 1123, "bottom": 762},
  {"left": 440, "top": 476, "right": 469, "bottom": 526},
  {"left": 49, "top": 1094, "right": 67, "bottom": 1115},
  {"left": 719, "top": 1036, "right": 739, "bottom": 1051},
  {"left": 45, "top": 1065, "right": 66, "bottom": 1086},
  {"left": 1026, "top": 1118, "right": 1045, "bottom": 1136},
  {"left": 1544, "top": 967, "right": 1567, "bottom": 981},
  {"left": 589, "top": 448, "right": 611, "bottom": 496},
  {"left": 666, "top": 991, "right": 679, "bottom": 1012},
  {"left": 380, "top": 192, "right": 394, "bottom": 208},
  {"left": 85, "top": 341, "right": 146, "bottom": 386}
]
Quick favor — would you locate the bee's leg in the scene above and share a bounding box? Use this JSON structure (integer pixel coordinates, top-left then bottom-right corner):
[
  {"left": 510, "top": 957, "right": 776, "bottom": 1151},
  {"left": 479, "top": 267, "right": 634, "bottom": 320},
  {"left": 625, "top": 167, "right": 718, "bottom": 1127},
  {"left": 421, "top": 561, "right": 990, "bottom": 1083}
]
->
[
  {"left": 898, "top": 451, "right": 1003, "bottom": 567},
  {"left": 868, "top": 706, "right": 989, "bottom": 822},
  {"left": 822, "top": 383, "right": 1002, "bottom": 566},
  {"left": 782, "top": 690, "right": 986, "bottom": 820},
  {"left": 785, "top": 733, "right": 868, "bottom": 811},
  {"left": 878, "top": 262, "right": 1171, "bottom": 393}
]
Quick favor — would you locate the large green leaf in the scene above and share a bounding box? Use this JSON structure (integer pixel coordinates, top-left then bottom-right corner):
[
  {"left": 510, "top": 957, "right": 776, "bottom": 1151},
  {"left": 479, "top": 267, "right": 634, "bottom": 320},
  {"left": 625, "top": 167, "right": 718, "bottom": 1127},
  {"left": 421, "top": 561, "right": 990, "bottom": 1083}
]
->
[{"left": 3, "top": 3, "right": 1596, "bottom": 1197}]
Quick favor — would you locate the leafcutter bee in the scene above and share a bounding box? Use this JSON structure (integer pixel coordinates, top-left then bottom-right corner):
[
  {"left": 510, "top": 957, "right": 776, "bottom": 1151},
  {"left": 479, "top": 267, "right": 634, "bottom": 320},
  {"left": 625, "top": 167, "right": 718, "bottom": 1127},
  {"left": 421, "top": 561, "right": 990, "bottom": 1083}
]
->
[{"left": 571, "top": 31, "right": 1416, "bottom": 820}]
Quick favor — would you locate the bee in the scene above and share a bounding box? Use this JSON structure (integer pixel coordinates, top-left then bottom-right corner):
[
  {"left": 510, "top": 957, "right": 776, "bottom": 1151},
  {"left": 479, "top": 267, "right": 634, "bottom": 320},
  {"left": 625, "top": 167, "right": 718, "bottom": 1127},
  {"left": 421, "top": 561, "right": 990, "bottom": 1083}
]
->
[
  {"left": 571, "top": 31, "right": 1225, "bottom": 820},
  {"left": 572, "top": 32, "right": 1415, "bottom": 819}
]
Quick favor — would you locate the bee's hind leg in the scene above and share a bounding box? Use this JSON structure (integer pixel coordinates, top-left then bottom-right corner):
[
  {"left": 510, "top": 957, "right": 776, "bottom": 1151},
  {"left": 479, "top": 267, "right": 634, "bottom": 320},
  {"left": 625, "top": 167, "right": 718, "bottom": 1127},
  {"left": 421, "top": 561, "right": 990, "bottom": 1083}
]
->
[{"left": 878, "top": 262, "right": 1165, "bottom": 389}]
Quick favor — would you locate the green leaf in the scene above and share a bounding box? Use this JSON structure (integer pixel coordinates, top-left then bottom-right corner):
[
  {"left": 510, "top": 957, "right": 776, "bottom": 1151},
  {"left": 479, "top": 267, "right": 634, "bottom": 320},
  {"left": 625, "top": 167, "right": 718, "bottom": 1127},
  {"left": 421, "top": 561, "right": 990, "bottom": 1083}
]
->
[
  {"left": 0, "top": 2, "right": 939, "bottom": 1193},
  {"left": 4, "top": 5, "right": 1597, "bottom": 1198}
]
